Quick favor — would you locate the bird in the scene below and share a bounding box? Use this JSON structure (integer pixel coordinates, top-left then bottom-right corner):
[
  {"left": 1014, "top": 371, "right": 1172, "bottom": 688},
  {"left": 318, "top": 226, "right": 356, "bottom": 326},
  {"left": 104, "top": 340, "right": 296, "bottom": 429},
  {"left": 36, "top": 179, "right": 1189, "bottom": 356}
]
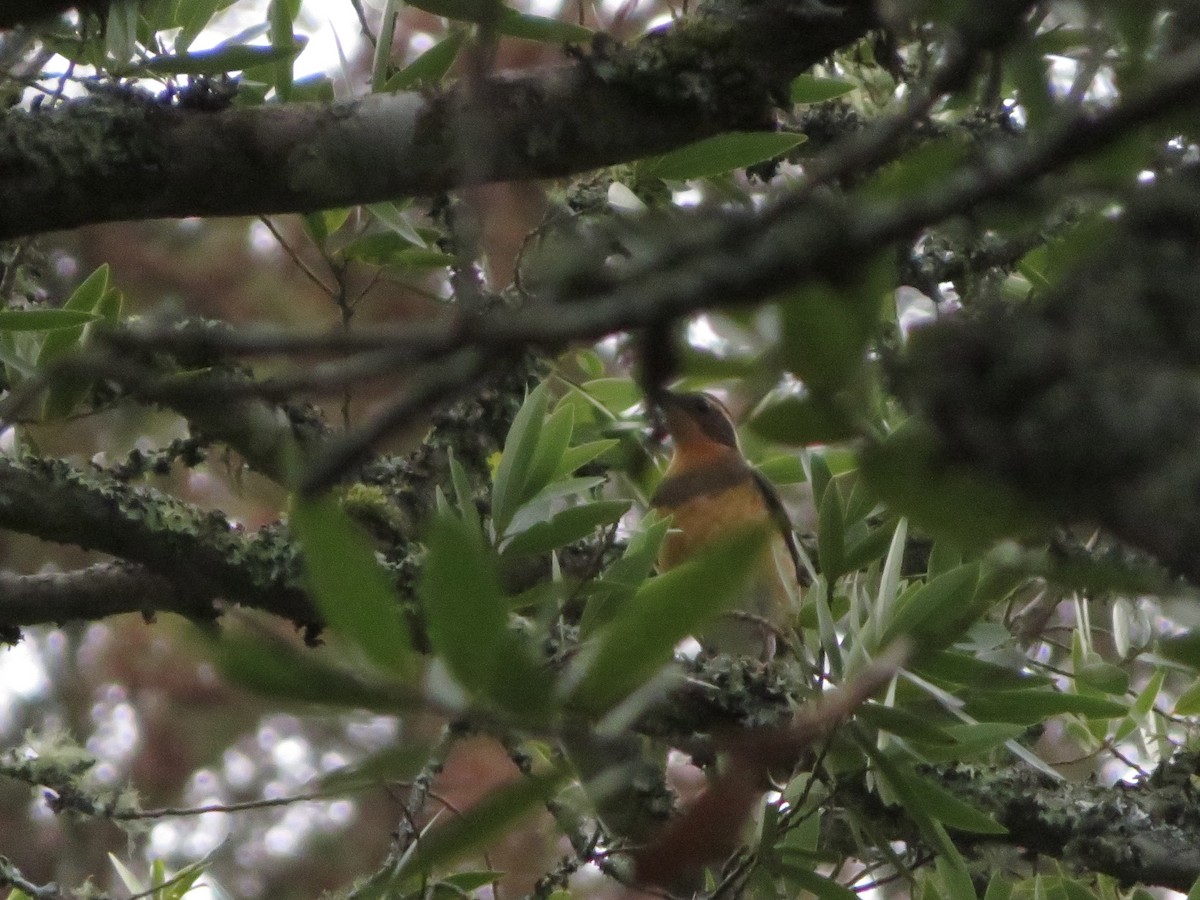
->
[{"left": 648, "top": 389, "right": 805, "bottom": 659}]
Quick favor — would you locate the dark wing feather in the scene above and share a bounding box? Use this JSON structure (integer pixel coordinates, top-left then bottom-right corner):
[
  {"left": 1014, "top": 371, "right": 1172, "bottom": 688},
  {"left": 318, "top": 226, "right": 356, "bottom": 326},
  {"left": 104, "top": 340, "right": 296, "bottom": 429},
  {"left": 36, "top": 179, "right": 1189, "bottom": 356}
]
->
[{"left": 750, "top": 468, "right": 808, "bottom": 587}]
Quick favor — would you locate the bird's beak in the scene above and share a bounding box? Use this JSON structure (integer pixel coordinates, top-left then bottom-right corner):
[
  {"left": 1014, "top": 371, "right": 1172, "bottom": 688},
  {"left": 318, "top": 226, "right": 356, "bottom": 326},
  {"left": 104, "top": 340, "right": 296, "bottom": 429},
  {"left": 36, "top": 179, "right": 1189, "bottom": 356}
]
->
[{"left": 647, "top": 389, "right": 690, "bottom": 443}]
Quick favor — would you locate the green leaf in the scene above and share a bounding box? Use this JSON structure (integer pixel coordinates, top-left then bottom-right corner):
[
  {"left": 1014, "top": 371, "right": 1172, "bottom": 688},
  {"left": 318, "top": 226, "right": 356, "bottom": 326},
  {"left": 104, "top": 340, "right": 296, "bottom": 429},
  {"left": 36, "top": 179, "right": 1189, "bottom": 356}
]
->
[
  {"left": 860, "top": 421, "right": 1051, "bottom": 549},
  {"left": 890, "top": 768, "right": 1008, "bottom": 835},
  {"left": 780, "top": 259, "right": 888, "bottom": 393},
  {"left": 880, "top": 563, "right": 980, "bottom": 648},
  {"left": 915, "top": 650, "right": 1046, "bottom": 690},
  {"left": 639, "top": 132, "right": 806, "bottom": 181},
  {"left": 810, "top": 452, "right": 833, "bottom": 509},
  {"left": 1007, "top": 40, "right": 1053, "bottom": 128},
  {"left": 0, "top": 309, "right": 100, "bottom": 331},
  {"left": 1158, "top": 631, "right": 1200, "bottom": 670},
  {"left": 862, "top": 140, "right": 969, "bottom": 200},
  {"left": 291, "top": 495, "right": 415, "bottom": 676},
  {"left": 817, "top": 481, "right": 846, "bottom": 580},
  {"left": 578, "top": 377, "right": 641, "bottom": 416},
  {"left": 790, "top": 74, "right": 857, "bottom": 104},
  {"left": 523, "top": 402, "right": 575, "bottom": 506},
  {"left": 39, "top": 264, "right": 108, "bottom": 363},
  {"left": 177, "top": 0, "right": 224, "bottom": 50},
  {"left": 421, "top": 511, "right": 504, "bottom": 691},
  {"left": 570, "top": 525, "right": 768, "bottom": 714},
  {"left": 933, "top": 833, "right": 977, "bottom": 900},
  {"left": 773, "top": 867, "right": 857, "bottom": 900},
  {"left": 441, "top": 871, "right": 506, "bottom": 892},
  {"left": 131, "top": 42, "right": 302, "bottom": 75},
  {"left": 755, "top": 455, "right": 807, "bottom": 485},
  {"left": 579, "top": 515, "right": 670, "bottom": 637},
  {"left": 963, "top": 689, "right": 1128, "bottom": 724},
  {"left": 844, "top": 523, "right": 896, "bottom": 572},
  {"left": 492, "top": 383, "right": 549, "bottom": 536},
  {"left": 105, "top": 0, "right": 137, "bottom": 66},
  {"left": 211, "top": 631, "right": 416, "bottom": 711},
  {"left": 856, "top": 702, "right": 956, "bottom": 746},
  {"left": 320, "top": 744, "right": 432, "bottom": 794},
  {"left": 420, "top": 513, "right": 553, "bottom": 719},
  {"left": 918, "top": 723, "right": 1028, "bottom": 763},
  {"left": 555, "top": 439, "right": 619, "bottom": 478},
  {"left": 503, "top": 500, "right": 631, "bottom": 558},
  {"left": 1074, "top": 661, "right": 1129, "bottom": 696},
  {"left": 868, "top": 752, "right": 981, "bottom": 897},
  {"left": 927, "top": 542, "right": 962, "bottom": 580},
  {"left": 749, "top": 394, "right": 858, "bottom": 445},
  {"left": 383, "top": 30, "right": 465, "bottom": 91},
  {"left": 39, "top": 264, "right": 110, "bottom": 420},
  {"left": 983, "top": 872, "right": 1014, "bottom": 900},
  {"left": 397, "top": 770, "right": 565, "bottom": 877},
  {"left": 267, "top": 0, "right": 300, "bottom": 100},
  {"left": 496, "top": 8, "right": 592, "bottom": 42},
  {"left": 448, "top": 449, "right": 482, "bottom": 535},
  {"left": 1174, "top": 678, "right": 1200, "bottom": 716}
]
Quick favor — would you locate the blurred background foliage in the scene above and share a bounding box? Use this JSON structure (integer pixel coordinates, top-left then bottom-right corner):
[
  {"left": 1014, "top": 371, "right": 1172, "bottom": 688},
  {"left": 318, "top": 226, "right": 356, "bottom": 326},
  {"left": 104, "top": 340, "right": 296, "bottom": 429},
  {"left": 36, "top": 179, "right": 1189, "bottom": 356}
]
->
[{"left": 6, "top": 1, "right": 1200, "bottom": 899}]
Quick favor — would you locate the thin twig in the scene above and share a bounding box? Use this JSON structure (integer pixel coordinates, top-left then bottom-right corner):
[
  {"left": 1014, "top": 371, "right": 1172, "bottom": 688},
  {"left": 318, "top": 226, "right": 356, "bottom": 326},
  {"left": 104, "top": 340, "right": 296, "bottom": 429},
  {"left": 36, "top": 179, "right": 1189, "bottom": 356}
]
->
[{"left": 260, "top": 215, "right": 339, "bottom": 297}]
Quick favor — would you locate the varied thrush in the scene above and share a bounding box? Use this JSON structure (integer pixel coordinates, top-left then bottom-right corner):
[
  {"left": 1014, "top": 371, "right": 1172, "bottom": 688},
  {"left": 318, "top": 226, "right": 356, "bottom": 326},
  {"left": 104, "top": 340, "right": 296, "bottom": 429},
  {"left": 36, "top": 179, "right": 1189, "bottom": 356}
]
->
[{"left": 649, "top": 389, "right": 804, "bottom": 659}]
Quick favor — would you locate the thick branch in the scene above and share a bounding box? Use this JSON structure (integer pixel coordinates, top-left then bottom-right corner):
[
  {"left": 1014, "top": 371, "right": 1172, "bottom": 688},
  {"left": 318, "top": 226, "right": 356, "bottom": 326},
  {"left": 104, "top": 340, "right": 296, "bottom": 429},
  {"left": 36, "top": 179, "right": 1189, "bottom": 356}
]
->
[
  {"left": 0, "top": 456, "right": 316, "bottom": 629},
  {"left": 0, "top": 0, "right": 875, "bottom": 239},
  {"left": 0, "top": 562, "right": 204, "bottom": 625},
  {"left": 833, "top": 758, "right": 1200, "bottom": 892}
]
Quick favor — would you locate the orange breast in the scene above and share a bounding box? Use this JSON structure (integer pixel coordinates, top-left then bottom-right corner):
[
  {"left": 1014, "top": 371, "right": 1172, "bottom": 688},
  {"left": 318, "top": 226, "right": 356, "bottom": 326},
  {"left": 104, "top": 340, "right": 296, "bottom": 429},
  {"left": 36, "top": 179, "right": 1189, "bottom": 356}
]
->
[{"left": 657, "top": 479, "right": 773, "bottom": 570}]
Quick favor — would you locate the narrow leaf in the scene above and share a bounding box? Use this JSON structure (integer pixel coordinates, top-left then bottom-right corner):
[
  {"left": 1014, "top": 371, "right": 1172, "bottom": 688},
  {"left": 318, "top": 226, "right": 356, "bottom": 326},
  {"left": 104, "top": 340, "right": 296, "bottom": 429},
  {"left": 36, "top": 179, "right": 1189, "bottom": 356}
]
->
[
  {"left": 384, "top": 29, "right": 464, "bottom": 90},
  {"left": 398, "top": 770, "right": 565, "bottom": 877},
  {"left": 570, "top": 525, "right": 767, "bottom": 713},
  {"left": 503, "top": 500, "right": 630, "bottom": 558},
  {"left": 640, "top": 132, "right": 806, "bottom": 181},
  {"left": 291, "top": 495, "right": 415, "bottom": 676},
  {"left": 492, "top": 383, "right": 548, "bottom": 536},
  {"left": 790, "top": 74, "right": 857, "bottom": 104},
  {"left": 0, "top": 309, "right": 100, "bottom": 331}
]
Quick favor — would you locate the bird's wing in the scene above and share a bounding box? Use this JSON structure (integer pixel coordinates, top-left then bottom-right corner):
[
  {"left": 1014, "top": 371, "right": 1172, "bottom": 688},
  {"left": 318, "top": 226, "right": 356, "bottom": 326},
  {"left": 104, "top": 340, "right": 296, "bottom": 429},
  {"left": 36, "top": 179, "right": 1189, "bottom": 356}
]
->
[{"left": 750, "top": 467, "right": 807, "bottom": 587}]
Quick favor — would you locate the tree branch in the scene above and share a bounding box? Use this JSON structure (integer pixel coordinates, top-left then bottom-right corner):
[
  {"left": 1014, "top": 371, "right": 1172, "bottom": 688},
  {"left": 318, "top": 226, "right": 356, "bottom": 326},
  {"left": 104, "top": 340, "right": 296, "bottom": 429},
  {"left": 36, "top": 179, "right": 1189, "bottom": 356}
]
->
[
  {"left": 0, "top": 562, "right": 204, "bottom": 625},
  {"left": 834, "top": 756, "right": 1200, "bottom": 893},
  {"left": 0, "top": 456, "right": 317, "bottom": 630},
  {"left": 0, "top": 0, "right": 876, "bottom": 239}
]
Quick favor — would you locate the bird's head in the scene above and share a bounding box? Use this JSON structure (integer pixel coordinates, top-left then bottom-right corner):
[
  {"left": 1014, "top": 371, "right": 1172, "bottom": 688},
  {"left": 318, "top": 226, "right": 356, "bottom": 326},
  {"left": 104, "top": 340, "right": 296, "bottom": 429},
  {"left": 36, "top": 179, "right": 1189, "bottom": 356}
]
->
[{"left": 649, "top": 389, "right": 740, "bottom": 458}]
